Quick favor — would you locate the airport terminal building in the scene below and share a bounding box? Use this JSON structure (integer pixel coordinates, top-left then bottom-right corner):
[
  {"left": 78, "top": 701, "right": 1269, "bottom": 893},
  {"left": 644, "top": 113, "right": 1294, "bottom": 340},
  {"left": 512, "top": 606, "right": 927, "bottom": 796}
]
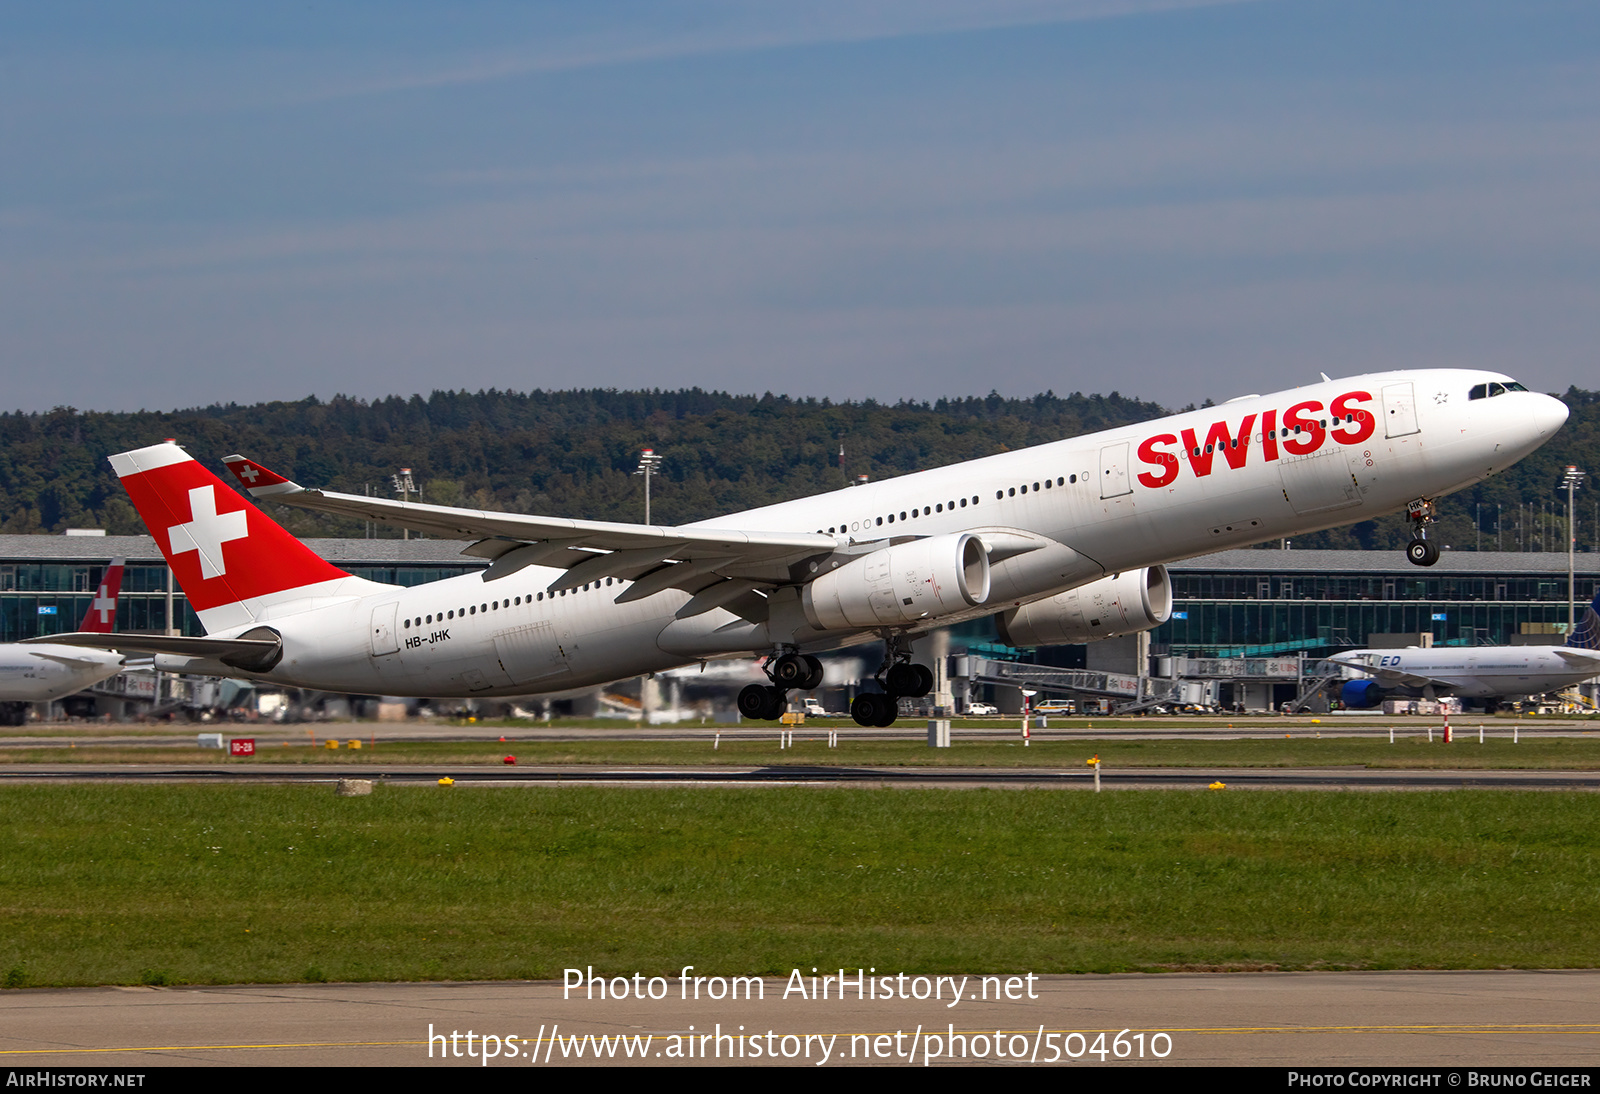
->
[{"left": 1155, "top": 548, "right": 1596, "bottom": 657}]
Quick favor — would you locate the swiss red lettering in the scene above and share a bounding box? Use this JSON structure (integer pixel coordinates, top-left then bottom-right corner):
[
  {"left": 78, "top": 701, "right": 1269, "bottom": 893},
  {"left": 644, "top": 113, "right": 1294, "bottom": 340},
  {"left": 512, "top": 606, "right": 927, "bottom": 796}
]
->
[
  {"left": 1282, "top": 400, "right": 1325, "bottom": 456},
  {"left": 1132, "top": 390, "right": 1369, "bottom": 487},
  {"left": 1330, "top": 390, "right": 1376, "bottom": 444},
  {"left": 1136, "top": 434, "right": 1180, "bottom": 488},
  {"left": 1180, "top": 414, "right": 1256, "bottom": 478}
]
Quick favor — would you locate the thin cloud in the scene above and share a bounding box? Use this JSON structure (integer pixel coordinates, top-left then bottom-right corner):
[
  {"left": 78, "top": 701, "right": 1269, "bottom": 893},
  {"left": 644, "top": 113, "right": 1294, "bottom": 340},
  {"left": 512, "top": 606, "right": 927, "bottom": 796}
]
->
[{"left": 268, "top": 0, "right": 1270, "bottom": 105}]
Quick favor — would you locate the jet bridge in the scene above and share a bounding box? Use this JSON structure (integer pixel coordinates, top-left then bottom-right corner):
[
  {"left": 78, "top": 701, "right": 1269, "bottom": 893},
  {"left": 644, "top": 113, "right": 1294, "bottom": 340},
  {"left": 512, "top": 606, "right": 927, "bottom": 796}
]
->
[{"left": 950, "top": 654, "right": 1207, "bottom": 714}]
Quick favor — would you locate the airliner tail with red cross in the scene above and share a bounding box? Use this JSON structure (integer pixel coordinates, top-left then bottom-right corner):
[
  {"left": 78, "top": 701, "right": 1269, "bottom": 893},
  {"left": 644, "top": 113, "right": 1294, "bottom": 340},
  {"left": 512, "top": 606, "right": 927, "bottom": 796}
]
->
[
  {"left": 106, "top": 444, "right": 391, "bottom": 632},
  {"left": 76, "top": 558, "right": 126, "bottom": 634}
]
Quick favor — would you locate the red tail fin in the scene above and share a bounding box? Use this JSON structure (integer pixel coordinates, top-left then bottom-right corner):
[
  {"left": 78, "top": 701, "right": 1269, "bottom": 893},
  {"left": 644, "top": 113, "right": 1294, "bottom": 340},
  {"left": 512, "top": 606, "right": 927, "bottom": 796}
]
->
[
  {"left": 77, "top": 558, "right": 126, "bottom": 633},
  {"left": 108, "top": 444, "right": 358, "bottom": 629}
]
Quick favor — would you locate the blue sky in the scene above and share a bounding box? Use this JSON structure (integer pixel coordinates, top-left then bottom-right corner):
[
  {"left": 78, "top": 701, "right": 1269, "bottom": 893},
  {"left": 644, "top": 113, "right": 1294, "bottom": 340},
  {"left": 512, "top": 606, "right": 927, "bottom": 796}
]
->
[{"left": 2, "top": 0, "right": 1597, "bottom": 411}]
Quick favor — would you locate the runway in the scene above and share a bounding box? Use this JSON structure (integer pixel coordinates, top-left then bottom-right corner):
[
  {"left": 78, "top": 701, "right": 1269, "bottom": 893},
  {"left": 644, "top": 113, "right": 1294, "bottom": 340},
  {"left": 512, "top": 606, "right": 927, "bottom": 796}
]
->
[
  {"left": 2, "top": 971, "right": 1598, "bottom": 1067},
  {"left": 3, "top": 762, "right": 1600, "bottom": 789}
]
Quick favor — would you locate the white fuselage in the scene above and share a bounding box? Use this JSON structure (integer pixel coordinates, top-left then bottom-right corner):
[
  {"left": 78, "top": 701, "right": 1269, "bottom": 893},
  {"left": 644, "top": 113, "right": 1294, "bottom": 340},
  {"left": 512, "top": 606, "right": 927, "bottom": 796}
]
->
[
  {"left": 181, "top": 370, "right": 1567, "bottom": 698},
  {"left": 1330, "top": 647, "right": 1600, "bottom": 700},
  {"left": 0, "top": 644, "right": 126, "bottom": 703}
]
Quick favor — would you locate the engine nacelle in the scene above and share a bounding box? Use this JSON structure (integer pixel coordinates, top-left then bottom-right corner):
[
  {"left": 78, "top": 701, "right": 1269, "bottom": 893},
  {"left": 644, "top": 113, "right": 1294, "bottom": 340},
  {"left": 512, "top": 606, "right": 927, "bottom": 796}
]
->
[
  {"left": 995, "top": 566, "right": 1171, "bottom": 647},
  {"left": 802, "top": 533, "right": 991, "bottom": 631},
  {"left": 1341, "top": 679, "right": 1384, "bottom": 709}
]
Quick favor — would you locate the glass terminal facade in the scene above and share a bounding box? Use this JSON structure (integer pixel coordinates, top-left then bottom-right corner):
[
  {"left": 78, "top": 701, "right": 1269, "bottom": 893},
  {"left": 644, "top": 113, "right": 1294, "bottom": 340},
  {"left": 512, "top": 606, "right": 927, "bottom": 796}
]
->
[{"left": 1156, "top": 550, "right": 1598, "bottom": 657}]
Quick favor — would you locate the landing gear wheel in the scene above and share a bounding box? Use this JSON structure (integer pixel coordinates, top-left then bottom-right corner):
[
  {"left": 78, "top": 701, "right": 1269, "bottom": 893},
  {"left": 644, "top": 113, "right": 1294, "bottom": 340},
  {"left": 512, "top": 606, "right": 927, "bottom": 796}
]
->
[
  {"left": 740, "top": 684, "right": 788, "bottom": 720},
  {"left": 885, "top": 662, "right": 921, "bottom": 697},
  {"left": 771, "top": 653, "right": 810, "bottom": 687},
  {"left": 798, "top": 655, "right": 825, "bottom": 691},
  {"left": 852, "top": 693, "right": 898, "bottom": 728},
  {"left": 910, "top": 664, "right": 933, "bottom": 698},
  {"left": 760, "top": 686, "right": 786, "bottom": 720},
  {"left": 1406, "top": 538, "right": 1440, "bottom": 567},
  {"left": 738, "top": 684, "right": 771, "bottom": 720}
]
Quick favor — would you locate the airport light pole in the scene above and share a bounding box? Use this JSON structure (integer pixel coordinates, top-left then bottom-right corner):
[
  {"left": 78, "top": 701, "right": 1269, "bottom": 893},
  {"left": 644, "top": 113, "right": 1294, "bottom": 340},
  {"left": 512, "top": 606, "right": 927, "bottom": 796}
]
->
[
  {"left": 1564, "top": 466, "right": 1585, "bottom": 634},
  {"left": 635, "top": 449, "right": 664, "bottom": 524},
  {"left": 392, "top": 467, "right": 417, "bottom": 541}
]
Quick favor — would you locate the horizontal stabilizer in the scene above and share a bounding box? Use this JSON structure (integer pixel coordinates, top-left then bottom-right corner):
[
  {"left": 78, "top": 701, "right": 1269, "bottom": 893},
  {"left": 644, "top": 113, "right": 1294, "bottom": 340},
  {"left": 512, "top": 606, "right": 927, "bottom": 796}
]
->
[
  {"left": 25, "top": 631, "right": 282, "bottom": 672},
  {"left": 25, "top": 649, "right": 125, "bottom": 669}
]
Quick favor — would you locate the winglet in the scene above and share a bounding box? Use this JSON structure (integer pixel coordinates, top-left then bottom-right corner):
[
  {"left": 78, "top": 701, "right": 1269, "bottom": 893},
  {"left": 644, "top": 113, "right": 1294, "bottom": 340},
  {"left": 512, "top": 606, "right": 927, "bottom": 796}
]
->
[{"left": 222, "top": 454, "right": 302, "bottom": 498}]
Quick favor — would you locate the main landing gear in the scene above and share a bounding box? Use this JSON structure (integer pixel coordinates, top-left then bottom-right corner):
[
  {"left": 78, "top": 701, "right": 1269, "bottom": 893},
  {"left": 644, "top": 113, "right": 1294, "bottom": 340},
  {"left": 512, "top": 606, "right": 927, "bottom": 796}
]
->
[
  {"left": 736, "top": 651, "right": 824, "bottom": 722},
  {"left": 1405, "top": 497, "right": 1440, "bottom": 567},
  {"left": 850, "top": 632, "right": 933, "bottom": 728}
]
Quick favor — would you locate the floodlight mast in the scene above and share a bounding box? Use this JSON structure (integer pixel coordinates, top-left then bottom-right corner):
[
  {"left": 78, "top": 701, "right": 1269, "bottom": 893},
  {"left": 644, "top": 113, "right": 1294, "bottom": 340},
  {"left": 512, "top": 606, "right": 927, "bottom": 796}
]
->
[
  {"left": 1563, "top": 466, "right": 1585, "bottom": 634},
  {"left": 634, "top": 449, "right": 664, "bottom": 524},
  {"left": 392, "top": 467, "right": 417, "bottom": 541}
]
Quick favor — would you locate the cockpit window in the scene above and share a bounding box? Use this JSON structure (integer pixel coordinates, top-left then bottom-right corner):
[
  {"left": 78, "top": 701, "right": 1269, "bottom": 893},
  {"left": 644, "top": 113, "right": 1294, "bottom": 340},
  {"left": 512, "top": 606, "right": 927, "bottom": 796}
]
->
[{"left": 1468, "top": 380, "right": 1529, "bottom": 400}]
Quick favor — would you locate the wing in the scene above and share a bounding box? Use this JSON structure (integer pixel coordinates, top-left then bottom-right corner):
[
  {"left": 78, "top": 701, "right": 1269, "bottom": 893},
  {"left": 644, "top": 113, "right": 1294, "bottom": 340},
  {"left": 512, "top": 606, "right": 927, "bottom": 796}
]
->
[
  {"left": 1372, "top": 669, "right": 1452, "bottom": 689},
  {"left": 25, "top": 632, "right": 281, "bottom": 672},
  {"left": 1333, "top": 658, "right": 1441, "bottom": 690},
  {"left": 1552, "top": 649, "right": 1600, "bottom": 671},
  {"left": 222, "top": 454, "right": 838, "bottom": 618}
]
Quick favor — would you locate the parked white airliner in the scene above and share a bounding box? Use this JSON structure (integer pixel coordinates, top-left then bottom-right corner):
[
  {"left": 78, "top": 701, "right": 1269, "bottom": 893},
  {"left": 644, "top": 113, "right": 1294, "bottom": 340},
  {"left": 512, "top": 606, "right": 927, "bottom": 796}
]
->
[
  {"left": 1, "top": 559, "right": 127, "bottom": 724},
  {"left": 33, "top": 371, "right": 1567, "bottom": 727},
  {"left": 1330, "top": 589, "right": 1600, "bottom": 712}
]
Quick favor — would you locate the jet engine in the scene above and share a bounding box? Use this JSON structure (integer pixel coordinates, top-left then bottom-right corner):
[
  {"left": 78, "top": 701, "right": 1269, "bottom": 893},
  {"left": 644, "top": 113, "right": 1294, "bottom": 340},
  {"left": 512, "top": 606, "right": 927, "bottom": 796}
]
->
[
  {"left": 995, "top": 566, "right": 1171, "bottom": 647},
  {"left": 802, "top": 532, "right": 991, "bottom": 630},
  {"left": 1340, "top": 679, "right": 1384, "bottom": 709}
]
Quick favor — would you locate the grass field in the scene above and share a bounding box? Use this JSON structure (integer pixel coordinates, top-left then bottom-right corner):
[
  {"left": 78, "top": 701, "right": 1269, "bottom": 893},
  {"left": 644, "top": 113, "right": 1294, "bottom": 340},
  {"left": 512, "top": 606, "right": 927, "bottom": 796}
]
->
[
  {"left": 3, "top": 784, "right": 1598, "bottom": 988},
  {"left": 7, "top": 734, "right": 1600, "bottom": 769}
]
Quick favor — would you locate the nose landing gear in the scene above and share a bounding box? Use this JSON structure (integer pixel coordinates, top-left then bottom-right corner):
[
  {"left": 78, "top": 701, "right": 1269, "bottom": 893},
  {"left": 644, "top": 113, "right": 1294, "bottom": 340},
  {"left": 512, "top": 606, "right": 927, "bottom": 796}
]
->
[{"left": 1405, "top": 498, "right": 1440, "bottom": 567}]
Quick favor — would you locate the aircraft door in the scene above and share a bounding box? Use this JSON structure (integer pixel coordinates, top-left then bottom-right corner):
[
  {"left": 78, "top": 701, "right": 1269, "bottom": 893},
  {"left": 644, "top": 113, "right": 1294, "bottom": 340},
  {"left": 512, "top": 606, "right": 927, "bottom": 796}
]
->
[
  {"left": 1099, "top": 442, "right": 1132, "bottom": 499},
  {"left": 1381, "top": 383, "right": 1420, "bottom": 438},
  {"left": 369, "top": 602, "right": 398, "bottom": 657}
]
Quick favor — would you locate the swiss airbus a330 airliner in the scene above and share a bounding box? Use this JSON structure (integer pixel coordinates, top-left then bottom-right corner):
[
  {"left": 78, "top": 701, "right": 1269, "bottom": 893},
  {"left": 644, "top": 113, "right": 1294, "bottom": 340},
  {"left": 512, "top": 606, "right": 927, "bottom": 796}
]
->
[{"left": 35, "top": 371, "right": 1566, "bottom": 727}]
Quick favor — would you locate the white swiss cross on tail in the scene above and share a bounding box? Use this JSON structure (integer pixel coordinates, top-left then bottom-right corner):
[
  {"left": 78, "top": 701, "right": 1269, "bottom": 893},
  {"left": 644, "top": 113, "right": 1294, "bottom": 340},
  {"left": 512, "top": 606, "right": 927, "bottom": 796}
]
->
[
  {"left": 168, "top": 485, "right": 249, "bottom": 579},
  {"left": 222, "top": 455, "right": 295, "bottom": 496},
  {"left": 109, "top": 443, "right": 355, "bottom": 625},
  {"left": 76, "top": 558, "right": 125, "bottom": 634}
]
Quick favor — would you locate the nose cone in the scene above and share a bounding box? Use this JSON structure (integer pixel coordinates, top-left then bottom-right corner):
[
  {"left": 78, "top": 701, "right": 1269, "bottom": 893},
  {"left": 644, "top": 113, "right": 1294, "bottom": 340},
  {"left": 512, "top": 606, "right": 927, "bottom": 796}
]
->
[
  {"left": 1530, "top": 392, "right": 1570, "bottom": 439},
  {"left": 1494, "top": 391, "right": 1570, "bottom": 465}
]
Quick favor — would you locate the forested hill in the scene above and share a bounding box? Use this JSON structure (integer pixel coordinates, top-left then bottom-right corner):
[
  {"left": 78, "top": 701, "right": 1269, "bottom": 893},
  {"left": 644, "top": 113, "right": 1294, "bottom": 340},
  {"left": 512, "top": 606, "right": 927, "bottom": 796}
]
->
[
  {"left": 0, "top": 389, "right": 1166, "bottom": 537},
  {"left": 2, "top": 386, "right": 1596, "bottom": 555}
]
